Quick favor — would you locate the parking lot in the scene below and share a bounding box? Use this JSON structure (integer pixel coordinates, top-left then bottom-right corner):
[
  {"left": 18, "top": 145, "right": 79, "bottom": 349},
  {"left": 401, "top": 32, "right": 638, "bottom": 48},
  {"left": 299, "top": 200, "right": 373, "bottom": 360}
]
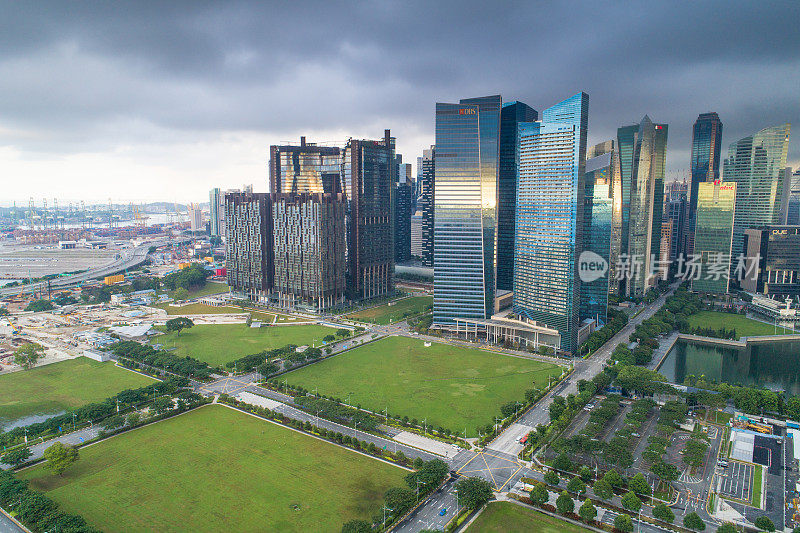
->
[{"left": 719, "top": 460, "right": 753, "bottom": 502}]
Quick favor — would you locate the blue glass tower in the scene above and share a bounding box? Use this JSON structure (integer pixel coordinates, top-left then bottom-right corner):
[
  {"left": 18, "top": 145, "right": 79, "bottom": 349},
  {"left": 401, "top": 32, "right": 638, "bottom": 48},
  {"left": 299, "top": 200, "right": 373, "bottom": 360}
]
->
[
  {"left": 513, "top": 92, "right": 589, "bottom": 354},
  {"left": 581, "top": 150, "right": 613, "bottom": 324},
  {"left": 433, "top": 95, "right": 501, "bottom": 327},
  {"left": 685, "top": 112, "right": 723, "bottom": 256}
]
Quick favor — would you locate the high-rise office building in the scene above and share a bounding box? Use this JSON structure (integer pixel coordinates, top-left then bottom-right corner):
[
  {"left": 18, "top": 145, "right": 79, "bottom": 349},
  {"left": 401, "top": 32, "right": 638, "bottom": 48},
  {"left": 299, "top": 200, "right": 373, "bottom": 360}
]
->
[
  {"left": 692, "top": 181, "right": 736, "bottom": 294},
  {"left": 225, "top": 192, "right": 273, "bottom": 301},
  {"left": 588, "top": 141, "right": 622, "bottom": 296},
  {"left": 781, "top": 168, "right": 800, "bottom": 225},
  {"left": 269, "top": 137, "right": 342, "bottom": 194},
  {"left": 665, "top": 198, "right": 686, "bottom": 261},
  {"left": 580, "top": 147, "right": 612, "bottom": 325},
  {"left": 341, "top": 131, "right": 396, "bottom": 300},
  {"left": 617, "top": 116, "right": 668, "bottom": 297},
  {"left": 433, "top": 96, "right": 501, "bottom": 327},
  {"left": 684, "top": 112, "right": 723, "bottom": 257},
  {"left": 420, "top": 146, "right": 435, "bottom": 267},
  {"left": 410, "top": 210, "right": 423, "bottom": 258},
  {"left": 209, "top": 188, "right": 224, "bottom": 238},
  {"left": 394, "top": 157, "right": 413, "bottom": 263},
  {"left": 742, "top": 225, "right": 800, "bottom": 298},
  {"left": 497, "top": 101, "right": 538, "bottom": 292},
  {"left": 514, "top": 92, "right": 588, "bottom": 354},
  {"left": 659, "top": 219, "right": 672, "bottom": 280},
  {"left": 272, "top": 193, "right": 346, "bottom": 311},
  {"left": 188, "top": 203, "right": 204, "bottom": 232},
  {"left": 723, "top": 124, "right": 791, "bottom": 275}
]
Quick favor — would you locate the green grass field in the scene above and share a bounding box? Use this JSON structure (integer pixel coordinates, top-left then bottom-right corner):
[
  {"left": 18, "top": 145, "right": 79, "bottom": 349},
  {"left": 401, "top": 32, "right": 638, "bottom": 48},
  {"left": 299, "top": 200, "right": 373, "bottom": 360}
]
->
[
  {"left": 467, "top": 501, "right": 588, "bottom": 533},
  {"left": 282, "top": 336, "right": 562, "bottom": 431},
  {"left": 155, "top": 323, "right": 336, "bottom": 366},
  {"left": 0, "top": 357, "right": 154, "bottom": 427},
  {"left": 752, "top": 464, "right": 762, "bottom": 507},
  {"left": 20, "top": 405, "right": 405, "bottom": 532},
  {"left": 153, "top": 302, "right": 276, "bottom": 321},
  {"left": 346, "top": 296, "right": 432, "bottom": 325},
  {"left": 687, "top": 311, "right": 795, "bottom": 337}
]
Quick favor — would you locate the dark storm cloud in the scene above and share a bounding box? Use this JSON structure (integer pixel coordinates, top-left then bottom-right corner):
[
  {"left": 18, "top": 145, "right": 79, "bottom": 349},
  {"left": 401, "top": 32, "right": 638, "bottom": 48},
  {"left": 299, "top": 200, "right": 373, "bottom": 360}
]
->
[{"left": 1, "top": 0, "right": 798, "bottom": 172}]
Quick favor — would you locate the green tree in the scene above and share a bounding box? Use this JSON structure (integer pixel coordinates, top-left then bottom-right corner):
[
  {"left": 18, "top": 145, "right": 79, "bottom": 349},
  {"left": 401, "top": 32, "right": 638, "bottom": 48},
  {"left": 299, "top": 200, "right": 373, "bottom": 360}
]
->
[
  {"left": 651, "top": 460, "right": 680, "bottom": 482},
  {"left": 256, "top": 361, "right": 279, "bottom": 377},
  {"left": 126, "top": 411, "right": 141, "bottom": 426},
  {"left": 544, "top": 469, "right": 560, "bottom": 486},
  {"left": 152, "top": 397, "right": 172, "bottom": 414},
  {"left": 384, "top": 487, "right": 416, "bottom": 515},
  {"left": 43, "top": 442, "right": 79, "bottom": 476},
  {"left": 335, "top": 328, "right": 350, "bottom": 338},
  {"left": 566, "top": 476, "right": 587, "bottom": 495},
  {"left": 341, "top": 519, "right": 371, "bottom": 533},
  {"left": 173, "top": 287, "right": 189, "bottom": 300},
  {"left": 166, "top": 317, "right": 194, "bottom": 337},
  {"left": 553, "top": 452, "right": 573, "bottom": 472},
  {"left": 549, "top": 396, "right": 567, "bottom": 422},
  {"left": 621, "top": 491, "right": 642, "bottom": 513},
  {"left": 579, "top": 465, "right": 594, "bottom": 482},
  {"left": 579, "top": 499, "right": 597, "bottom": 523},
  {"left": 652, "top": 502, "right": 675, "bottom": 523},
  {"left": 603, "top": 469, "right": 624, "bottom": 488},
  {"left": 592, "top": 478, "right": 613, "bottom": 500},
  {"left": 556, "top": 491, "right": 574, "bottom": 515},
  {"left": 1, "top": 446, "right": 32, "bottom": 467},
  {"left": 614, "top": 514, "right": 634, "bottom": 532},
  {"left": 683, "top": 512, "right": 705, "bottom": 531},
  {"left": 716, "top": 523, "right": 737, "bottom": 533},
  {"left": 628, "top": 473, "right": 652, "bottom": 496},
  {"left": 529, "top": 483, "right": 549, "bottom": 506},
  {"left": 25, "top": 299, "right": 54, "bottom": 312},
  {"left": 323, "top": 334, "right": 336, "bottom": 342},
  {"left": 14, "top": 342, "right": 45, "bottom": 370},
  {"left": 455, "top": 476, "right": 494, "bottom": 510},
  {"left": 754, "top": 516, "right": 775, "bottom": 532}
]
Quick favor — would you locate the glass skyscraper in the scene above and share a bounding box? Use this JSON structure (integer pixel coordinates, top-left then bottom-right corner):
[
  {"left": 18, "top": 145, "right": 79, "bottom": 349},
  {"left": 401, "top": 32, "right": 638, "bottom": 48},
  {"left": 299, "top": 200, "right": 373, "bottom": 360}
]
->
[
  {"left": 617, "top": 116, "right": 668, "bottom": 297},
  {"left": 420, "top": 146, "right": 435, "bottom": 267},
  {"left": 513, "top": 92, "right": 588, "bottom": 354},
  {"left": 685, "top": 112, "right": 723, "bottom": 257},
  {"left": 723, "top": 124, "right": 791, "bottom": 275},
  {"left": 269, "top": 137, "right": 342, "bottom": 195},
  {"left": 433, "top": 95, "right": 501, "bottom": 327},
  {"left": 692, "top": 181, "right": 736, "bottom": 294},
  {"left": 581, "top": 150, "right": 612, "bottom": 324},
  {"left": 497, "top": 101, "right": 538, "bottom": 292}
]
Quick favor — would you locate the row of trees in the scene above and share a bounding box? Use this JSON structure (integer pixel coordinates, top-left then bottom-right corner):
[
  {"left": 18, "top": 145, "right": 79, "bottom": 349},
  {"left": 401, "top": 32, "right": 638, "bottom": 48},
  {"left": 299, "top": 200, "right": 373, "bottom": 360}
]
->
[
  {"left": 0, "top": 376, "right": 188, "bottom": 448},
  {"left": 581, "top": 308, "right": 629, "bottom": 354},
  {"left": 0, "top": 469, "right": 98, "bottom": 532},
  {"left": 112, "top": 340, "right": 211, "bottom": 379}
]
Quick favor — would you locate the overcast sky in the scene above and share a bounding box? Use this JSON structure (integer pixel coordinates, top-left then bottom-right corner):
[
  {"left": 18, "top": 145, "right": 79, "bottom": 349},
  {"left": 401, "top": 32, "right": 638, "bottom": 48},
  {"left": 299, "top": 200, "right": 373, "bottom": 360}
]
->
[{"left": 1, "top": 1, "right": 798, "bottom": 205}]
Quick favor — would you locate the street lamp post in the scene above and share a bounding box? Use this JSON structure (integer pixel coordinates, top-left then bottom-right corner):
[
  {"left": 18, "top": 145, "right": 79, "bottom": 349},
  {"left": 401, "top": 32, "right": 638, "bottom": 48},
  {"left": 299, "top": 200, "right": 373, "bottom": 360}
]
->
[
  {"left": 416, "top": 480, "right": 425, "bottom": 503},
  {"left": 353, "top": 420, "right": 361, "bottom": 439},
  {"left": 382, "top": 504, "right": 393, "bottom": 528}
]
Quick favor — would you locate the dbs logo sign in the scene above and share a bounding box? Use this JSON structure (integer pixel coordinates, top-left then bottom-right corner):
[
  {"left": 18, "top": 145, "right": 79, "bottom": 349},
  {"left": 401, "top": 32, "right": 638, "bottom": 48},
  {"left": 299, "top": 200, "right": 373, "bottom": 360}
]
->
[{"left": 459, "top": 108, "right": 477, "bottom": 115}]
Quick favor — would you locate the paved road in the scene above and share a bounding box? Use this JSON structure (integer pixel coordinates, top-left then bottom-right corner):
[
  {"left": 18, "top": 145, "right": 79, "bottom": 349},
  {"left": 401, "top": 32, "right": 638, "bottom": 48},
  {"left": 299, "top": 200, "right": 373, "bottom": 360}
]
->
[
  {"left": 486, "top": 284, "right": 678, "bottom": 456},
  {"left": 394, "top": 478, "right": 459, "bottom": 533},
  {"left": 197, "top": 377, "right": 442, "bottom": 463},
  {"left": 0, "top": 238, "right": 166, "bottom": 298},
  {"left": 0, "top": 509, "right": 26, "bottom": 533},
  {"left": 0, "top": 425, "right": 101, "bottom": 470}
]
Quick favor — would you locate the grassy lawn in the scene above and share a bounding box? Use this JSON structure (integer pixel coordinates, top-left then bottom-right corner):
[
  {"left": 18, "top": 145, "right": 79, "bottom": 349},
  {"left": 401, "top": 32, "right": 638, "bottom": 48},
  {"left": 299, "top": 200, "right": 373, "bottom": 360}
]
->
[
  {"left": 752, "top": 464, "right": 762, "bottom": 507},
  {"left": 0, "top": 357, "right": 154, "bottom": 427},
  {"left": 467, "top": 501, "right": 588, "bottom": 533},
  {"left": 155, "top": 323, "right": 336, "bottom": 367},
  {"left": 152, "top": 302, "right": 276, "bottom": 322},
  {"left": 161, "top": 281, "right": 229, "bottom": 300},
  {"left": 715, "top": 411, "right": 733, "bottom": 425},
  {"left": 687, "top": 311, "right": 795, "bottom": 337},
  {"left": 346, "top": 296, "right": 432, "bottom": 325},
  {"left": 20, "top": 405, "right": 405, "bottom": 532},
  {"left": 282, "top": 336, "right": 562, "bottom": 432}
]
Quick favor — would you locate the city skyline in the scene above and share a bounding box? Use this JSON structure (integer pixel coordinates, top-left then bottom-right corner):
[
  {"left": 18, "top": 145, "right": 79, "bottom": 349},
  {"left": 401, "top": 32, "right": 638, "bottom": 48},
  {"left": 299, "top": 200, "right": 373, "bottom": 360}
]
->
[{"left": 1, "top": 1, "right": 798, "bottom": 203}]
